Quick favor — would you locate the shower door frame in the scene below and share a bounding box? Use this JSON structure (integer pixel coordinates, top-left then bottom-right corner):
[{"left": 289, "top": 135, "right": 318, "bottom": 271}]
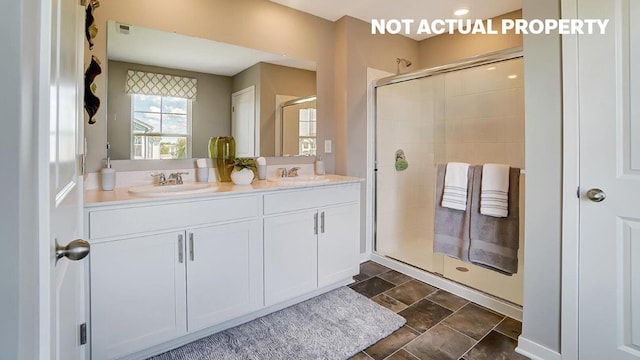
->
[{"left": 370, "top": 47, "right": 524, "bottom": 316}]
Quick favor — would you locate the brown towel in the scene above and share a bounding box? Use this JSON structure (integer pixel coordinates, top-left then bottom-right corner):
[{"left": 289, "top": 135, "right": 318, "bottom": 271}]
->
[
  {"left": 433, "top": 164, "right": 475, "bottom": 262},
  {"left": 469, "top": 167, "right": 520, "bottom": 275}
]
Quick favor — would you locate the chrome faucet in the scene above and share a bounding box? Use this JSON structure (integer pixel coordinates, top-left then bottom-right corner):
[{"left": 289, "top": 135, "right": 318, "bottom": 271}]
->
[
  {"left": 287, "top": 167, "right": 301, "bottom": 177},
  {"left": 151, "top": 173, "right": 167, "bottom": 186},
  {"left": 277, "top": 167, "right": 300, "bottom": 178},
  {"left": 168, "top": 172, "right": 189, "bottom": 185}
]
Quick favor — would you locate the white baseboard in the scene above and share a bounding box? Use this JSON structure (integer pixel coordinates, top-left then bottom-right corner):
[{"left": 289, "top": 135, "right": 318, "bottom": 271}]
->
[
  {"left": 516, "top": 336, "right": 562, "bottom": 360},
  {"left": 360, "top": 251, "right": 372, "bottom": 263},
  {"left": 370, "top": 254, "right": 523, "bottom": 321}
]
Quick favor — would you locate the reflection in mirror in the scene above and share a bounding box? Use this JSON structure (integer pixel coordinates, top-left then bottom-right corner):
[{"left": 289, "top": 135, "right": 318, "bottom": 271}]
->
[
  {"left": 106, "top": 20, "right": 317, "bottom": 160},
  {"left": 131, "top": 94, "right": 191, "bottom": 160},
  {"left": 280, "top": 96, "right": 317, "bottom": 156}
]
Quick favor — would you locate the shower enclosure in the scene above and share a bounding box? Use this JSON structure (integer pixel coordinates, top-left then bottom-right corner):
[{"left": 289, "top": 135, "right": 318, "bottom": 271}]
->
[{"left": 374, "top": 49, "right": 525, "bottom": 305}]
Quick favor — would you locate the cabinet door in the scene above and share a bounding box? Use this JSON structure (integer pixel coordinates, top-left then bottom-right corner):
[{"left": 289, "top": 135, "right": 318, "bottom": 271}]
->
[
  {"left": 91, "top": 232, "right": 187, "bottom": 360},
  {"left": 186, "top": 221, "right": 262, "bottom": 332},
  {"left": 264, "top": 210, "right": 318, "bottom": 306},
  {"left": 318, "top": 203, "right": 360, "bottom": 288}
]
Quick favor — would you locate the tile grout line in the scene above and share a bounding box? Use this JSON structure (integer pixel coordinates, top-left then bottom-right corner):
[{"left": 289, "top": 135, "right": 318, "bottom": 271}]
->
[
  {"left": 360, "top": 264, "right": 520, "bottom": 360},
  {"left": 359, "top": 351, "right": 375, "bottom": 359},
  {"left": 396, "top": 298, "right": 471, "bottom": 359},
  {"left": 373, "top": 293, "right": 458, "bottom": 359},
  {"left": 492, "top": 317, "right": 520, "bottom": 341},
  {"left": 382, "top": 286, "right": 441, "bottom": 309},
  {"left": 382, "top": 346, "right": 420, "bottom": 360},
  {"left": 397, "top": 301, "right": 505, "bottom": 360},
  {"left": 456, "top": 314, "right": 508, "bottom": 360},
  {"left": 404, "top": 323, "right": 420, "bottom": 334}
]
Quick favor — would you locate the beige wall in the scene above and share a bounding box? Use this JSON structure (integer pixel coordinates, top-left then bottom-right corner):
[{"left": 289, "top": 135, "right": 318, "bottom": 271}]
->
[
  {"left": 260, "top": 63, "right": 316, "bottom": 156},
  {"left": 418, "top": 10, "right": 523, "bottom": 68},
  {"left": 282, "top": 105, "right": 300, "bottom": 155},
  {"left": 86, "top": 0, "right": 335, "bottom": 172},
  {"left": 521, "top": 0, "right": 562, "bottom": 353},
  {"left": 233, "top": 62, "right": 316, "bottom": 156},
  {"left": 335, "top": 16, "right": 420, "bottom": 175},
  {"left": 334, "top": 16, "right": 420, "bottom": 251},
  {"left": 233, "top": 63, "right": 261, "bottom": 100},
  {"left": 107, "top": 60, "right": 232, "bottom": 160}
]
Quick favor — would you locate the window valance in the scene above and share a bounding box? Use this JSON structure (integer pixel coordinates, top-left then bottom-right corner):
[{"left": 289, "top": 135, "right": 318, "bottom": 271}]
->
[{"left": 126, "top": 70, "right": 197, "bottom": 100}]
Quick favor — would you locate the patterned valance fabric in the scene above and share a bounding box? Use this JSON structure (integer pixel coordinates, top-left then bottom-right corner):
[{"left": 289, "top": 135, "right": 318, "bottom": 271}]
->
[{"left": 126, "top": 70, "right": 197, "bottom": 100}]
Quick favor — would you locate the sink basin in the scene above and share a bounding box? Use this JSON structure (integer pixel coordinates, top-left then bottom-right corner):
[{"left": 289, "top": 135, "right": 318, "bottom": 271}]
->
[
  {"left": 267, "top": 175, "right": 331, "bottom": 186},
  {"left": 128, "top": 183, "right": 216, "bottom": 197}
]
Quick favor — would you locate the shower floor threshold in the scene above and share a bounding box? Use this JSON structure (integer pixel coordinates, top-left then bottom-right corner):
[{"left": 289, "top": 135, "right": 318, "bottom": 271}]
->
[{"left": 371, "top": 252, "right": 523, "bottom": 320}]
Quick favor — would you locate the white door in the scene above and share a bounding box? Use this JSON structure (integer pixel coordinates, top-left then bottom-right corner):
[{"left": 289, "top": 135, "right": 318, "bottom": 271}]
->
[
  {"left": 578, "top": 0, "right": 640, "bottom": 359},
  {"left": 47, "top": 0, "right": 87, "bottom": 359},
  {"left": 232, "top": 86, "right": 257, "bottom": 157}
]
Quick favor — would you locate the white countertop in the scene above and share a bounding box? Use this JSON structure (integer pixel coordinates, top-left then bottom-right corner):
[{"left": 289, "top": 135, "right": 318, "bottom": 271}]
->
[{"left": 85, "top": 175, "right": 362, "bottom": 207}]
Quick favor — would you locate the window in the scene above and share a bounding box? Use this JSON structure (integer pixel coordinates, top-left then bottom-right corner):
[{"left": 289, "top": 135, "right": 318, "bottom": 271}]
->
[
  {"left": 298, "top": 108, "right": 316, "bottom": 156},
  {"left": 131, "top": 94, "right": 191, "bottom": 160}
]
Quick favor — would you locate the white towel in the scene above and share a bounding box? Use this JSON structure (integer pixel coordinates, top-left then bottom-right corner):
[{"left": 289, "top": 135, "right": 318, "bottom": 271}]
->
[
  {"left": 441, "top": 162, "right": 470, "bottom": 211},
  {"left": 480, "top": 164, "right": 511, "bottom": 217}
]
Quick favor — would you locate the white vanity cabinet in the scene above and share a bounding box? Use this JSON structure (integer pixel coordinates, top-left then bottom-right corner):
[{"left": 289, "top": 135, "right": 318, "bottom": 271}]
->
[
  {"left": 185, "top": 221, "right": 263, "bottom": 332},
  {"left": 90, "top": 231, "right": 188, "bottom": 360},
  {"left": 263, "top": 184, "right": 360, "bottom": 306},
  {"left": 85, "top": 179, "right": 361, "bottom": 360},
  {"left": 317, "top": 203, "right": 360, "bottom": 287},
  {"left": 264, "top": 209, "right": 319, "bottom": 305},
  {"left": 87, "top": 195, "right": 262, "bottom": 360}
]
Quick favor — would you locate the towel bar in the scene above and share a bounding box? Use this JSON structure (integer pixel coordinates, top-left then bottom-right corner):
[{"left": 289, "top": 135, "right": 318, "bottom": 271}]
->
[{"left": 434, "top": 164, "right": 526, "bottom": 174}]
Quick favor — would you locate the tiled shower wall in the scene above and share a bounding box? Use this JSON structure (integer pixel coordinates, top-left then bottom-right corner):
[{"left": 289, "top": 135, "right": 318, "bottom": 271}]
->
[{"left": 375, "top": 57, "right": 525, "bottom": 305}]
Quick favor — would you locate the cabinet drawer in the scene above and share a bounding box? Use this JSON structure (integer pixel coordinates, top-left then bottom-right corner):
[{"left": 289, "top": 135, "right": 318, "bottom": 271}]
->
[
  {"left": 89, "top": 196, "right": 258, "bottom": 240},
  {"left": 263, "top": 183, "right": 360, "bottom": 215}
]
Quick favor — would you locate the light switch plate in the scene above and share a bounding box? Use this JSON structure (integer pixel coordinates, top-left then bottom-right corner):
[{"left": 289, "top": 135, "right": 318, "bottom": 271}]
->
[{"left": 324, "top": 139, "right": 332, "bottom": 153}]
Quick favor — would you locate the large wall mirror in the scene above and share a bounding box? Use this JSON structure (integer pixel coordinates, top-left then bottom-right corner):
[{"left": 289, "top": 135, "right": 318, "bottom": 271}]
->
[{"left": 106, "top": 20, "right": 317, "bottom": 160}]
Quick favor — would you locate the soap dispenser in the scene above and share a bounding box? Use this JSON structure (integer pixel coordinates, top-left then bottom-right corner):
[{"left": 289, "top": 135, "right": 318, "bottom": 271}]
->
[
  {"left": 101, "top": 158, "right": 116, "bottom": 191},
  {"left": 315, "top": 155, "right": 325, "bottom": 175}
]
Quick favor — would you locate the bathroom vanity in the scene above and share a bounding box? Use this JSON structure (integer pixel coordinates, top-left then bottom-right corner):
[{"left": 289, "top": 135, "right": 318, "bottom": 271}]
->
[{"left": 84, "top": 176, "right": 361, "bottom": 360}]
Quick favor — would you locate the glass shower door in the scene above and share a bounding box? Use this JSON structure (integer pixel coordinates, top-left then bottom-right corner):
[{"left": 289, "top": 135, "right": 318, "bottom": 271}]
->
[
  {"left": 374, "top": 57, "right": 525, "bottom": 305},
  {"left": 375, "top": 75, "right": 445, "bottom": 274}
]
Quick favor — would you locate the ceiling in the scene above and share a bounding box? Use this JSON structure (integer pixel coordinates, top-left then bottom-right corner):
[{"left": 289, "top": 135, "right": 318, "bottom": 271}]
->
[
  {"left": 269, "top": 0, "right": 522, "bottom": 40},
  {"left": 107, "top": 21, "right": 317, "bottom": 76}
]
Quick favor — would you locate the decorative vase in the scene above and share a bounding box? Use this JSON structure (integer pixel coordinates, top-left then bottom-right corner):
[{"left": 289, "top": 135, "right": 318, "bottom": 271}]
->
[
  {"left": 230, "top": 168, "right": 255, "bottom": 185},
  {"left": 209, "top": 136, "right": 236, "bottom": 182}
]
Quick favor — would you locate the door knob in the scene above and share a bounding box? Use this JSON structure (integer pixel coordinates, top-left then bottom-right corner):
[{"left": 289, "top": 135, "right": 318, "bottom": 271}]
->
[
  {"left": 586, "top": 188, "right": 606, "bottom": 202},
  {"left": 55, "top": 239, "right": 90, "bottom": 263}
]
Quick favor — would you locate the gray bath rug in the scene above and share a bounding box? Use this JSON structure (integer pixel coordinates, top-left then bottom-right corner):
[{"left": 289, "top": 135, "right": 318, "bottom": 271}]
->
[{"left": 150, "top": 287, "right": 405, "bottom": 360}]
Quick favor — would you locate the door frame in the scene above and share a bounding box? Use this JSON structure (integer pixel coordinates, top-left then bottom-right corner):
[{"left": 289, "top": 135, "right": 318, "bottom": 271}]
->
[
  {"left": 2, "top": 0, "right": 51, "bottom": 357},
  {"left": 36, "top": 0, "right": 54, "bottom": 357},
  {"left": 560, "top": 0, "right": 582, "bottom": 359}
]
